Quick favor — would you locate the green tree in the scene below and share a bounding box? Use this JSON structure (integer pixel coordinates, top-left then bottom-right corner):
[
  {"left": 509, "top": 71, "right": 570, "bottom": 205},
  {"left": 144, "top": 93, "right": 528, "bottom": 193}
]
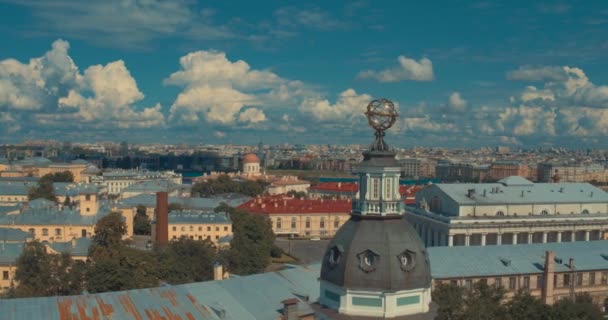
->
[
  {"left": 552, "top": 293, "right": 604, "bottom": 320},
  {"left": 92, "top": 211, "right": 126, "bottom": 247},
  {"left": 168, "top": 203, "right": 183, "bottom": 212},
  {"left": 155, "top": 237, "right": 216, "bottom": 284},
  {"left": 28, "top": 179, "right": 57, "bottom": 202},
  {"left": 86, "top": 245, "right": 159, "bottom": 293},
  {"left": 191, "top": 175, "right": 268, "bottom": 197},
  {"left": 133, "top": 205, "right": 151, "bottom": 235},
  {"left": 461, "top": 282, "right": 507, "bottom": 320},
  {"left": 41, "top": 171, "right": 74, "bottom": 183},
  {"left": 225, "top": 207, "right": 275, "bottom": 275},
  {"left": 12, "top": 241, "right": 85, "bottom": 297},
  {"left": 433, "top": 282, "right": 465, "bottom": 320},
  {"left": 506, "top": 290, "right": 552, "bottom": 320},
  {"left": 87, "top": 211, "right": 158, "bottom": 293}
]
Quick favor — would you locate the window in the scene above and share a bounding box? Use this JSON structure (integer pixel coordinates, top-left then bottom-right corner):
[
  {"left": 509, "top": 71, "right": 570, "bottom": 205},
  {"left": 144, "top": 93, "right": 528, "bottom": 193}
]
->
[
  {"left": 523, "top": 276, "right": 530, "bottom": 289},
  {"left": 215, "top": 235, "right": 219, "bottom": 240},
  {"left": 276, "top": 218, "right": 282, "bottom": 229},
  {"left": 55, "top": 228, "right": 61, "bottom": 236},
  {"left": 181, "top": 226, "right": 185, "bottom": 231},
  {"left": 86, "top": 208, "right": 90, "bottom": 212},
  {"left": 198, "top": 227, "right": 202, "bottom": 231},
  {"left": 173, "top": 236, "right": 176, "bottom": 239},
  {"left": 563, "top": 274, "right": 570, "bottom": 287},
  {"left": 224, "top": 226, "right": 228, "bottom": 231},
  {"left": 334, "top": 217, "right": 340, "bottom": 228},
  {"left": 85, "top": 194, "right": 91, "bottom": 201},
  {"left": 189, "top": 226, "right": 193, "bottom": 232},
  {"left": 207, "top": 226, "right": 211, "bottom": 232},
  {"left": 372, "top": 178, "right": 379, "bottom": 199},
  {"left": 589, "top": 272, "right": 595, "bottom": 285},
  {"left": 496, "top": 211, "right": 504, "bottom": 216},
  {"left": 494, "top": 277, "right": 502, "bottom": 287},
  {"left": 465, "top": 279, "right": 472, "bottom": 290},
  {"left": 582, "top": 209, "right": 589, "bottom": 214},
  {"left": 291, "top": 217, "right": 297, "bottom": 229},
  {"left": 305, "top": 217, "right": 311, "bottom": 229},
  {"left": 198, "top": 236, "right": 202, "bottom": 240},
  {"left": 2, "top": 271, "right": 8, "bottom": 280},
  {"left": 537, "top": 276, "right": 543, "bottom": 289},
  {"left": 385, "top": 178, "right": 392, "bottom": 199},
  {"left": 576, "top": 273, "right": 583, "bottom": 286},
  {"left": 42, "top": 228, "right": 49, "bottom": 236},
  {"left": 215, "top": 227, "right": 219, "bottom": 231},
  {"left": 28, "top": 228, "right": 35, "bottom": 235},
  {"left": 172, "top": 226, "right": 176, "bottom": 231},
  {"left": 479, "top": 278, "right": 487, "bottom": 285},
  {"left": 601, "top": 272, "right": 607, "bottom": 284},
  {"left": 320, "top": 218, "right": 325, "bottom": 229},
  {"left": 509, "top": 277, "right": 516, "bottom": 290},
  {"left": 540, "top": 210, "right": 549, "bottom": 215},
  {"left": 450, "top": 279, "right": 458, "bottom": 285}
]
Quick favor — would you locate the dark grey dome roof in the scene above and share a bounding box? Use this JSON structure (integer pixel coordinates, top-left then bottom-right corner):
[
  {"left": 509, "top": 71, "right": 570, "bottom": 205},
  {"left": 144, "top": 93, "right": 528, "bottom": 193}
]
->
[{"left": 320, "top": 215, "right": 431, "bottom": 292}]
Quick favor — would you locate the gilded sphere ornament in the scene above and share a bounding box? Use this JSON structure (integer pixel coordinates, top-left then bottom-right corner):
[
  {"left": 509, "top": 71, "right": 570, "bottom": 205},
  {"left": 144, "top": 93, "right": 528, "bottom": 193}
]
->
[{"left": 364, "top": 98, "right": 398, "bottom": 132}]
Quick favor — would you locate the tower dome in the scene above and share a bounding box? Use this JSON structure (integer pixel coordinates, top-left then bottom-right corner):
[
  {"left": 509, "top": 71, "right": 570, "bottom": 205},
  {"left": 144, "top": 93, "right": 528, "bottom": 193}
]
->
[
  {"left": 318, "top": 99, "right": 433, "bottom": 319},
  {"left": 242, "top": 153, "right": 260, "bottom": 164}
]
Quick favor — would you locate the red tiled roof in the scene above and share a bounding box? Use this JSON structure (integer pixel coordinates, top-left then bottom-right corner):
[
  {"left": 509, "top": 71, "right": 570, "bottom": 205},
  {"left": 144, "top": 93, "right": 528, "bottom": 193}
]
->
[
  {"left": 238, "top": 195, "right": 351, "bottom": 215},
  {"left": 309, "top": 182, "right": 358, "bottom": 192}
]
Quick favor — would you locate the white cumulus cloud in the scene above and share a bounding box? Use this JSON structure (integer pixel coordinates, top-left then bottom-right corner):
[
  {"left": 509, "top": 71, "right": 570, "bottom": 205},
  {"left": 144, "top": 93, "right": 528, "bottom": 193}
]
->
[
  {"left": 298, "top": 89, "right": 372, "bottom": 121},
  {"left": 357, "top": 56, "right": 434, "bottom": 82},
  {"left": 448, "top": 92, "right": 467, "bottom": 111}
]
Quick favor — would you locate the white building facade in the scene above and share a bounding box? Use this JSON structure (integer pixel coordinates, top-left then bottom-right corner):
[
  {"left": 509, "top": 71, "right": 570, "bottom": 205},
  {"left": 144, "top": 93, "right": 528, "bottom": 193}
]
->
[{"left": 406, "top": 176, "right": 608, "bottom": 247}]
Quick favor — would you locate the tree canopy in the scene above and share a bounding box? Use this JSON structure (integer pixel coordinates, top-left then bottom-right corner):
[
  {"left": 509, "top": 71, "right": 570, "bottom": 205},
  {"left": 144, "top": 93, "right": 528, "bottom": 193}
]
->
[
  {"left": 155, "top": 237, "right": 216, "bottom": 284},
  {"left": 133, "top": 205, "right": 151, "bottom": 235},
  {"left": 433, "top": 282, "right": 604, "bottom": 320},
  {"left": 10, "top": 241, "right": 85, "bottom": 298},
  {"left": 191, "top": 174, "right": 268, "bottom": 197},
  {"left": 220, "top": 205, "right": 275, "bottom": 275},
  {"left": 28, "top": 171, "right": 75, "bottom": 202}
]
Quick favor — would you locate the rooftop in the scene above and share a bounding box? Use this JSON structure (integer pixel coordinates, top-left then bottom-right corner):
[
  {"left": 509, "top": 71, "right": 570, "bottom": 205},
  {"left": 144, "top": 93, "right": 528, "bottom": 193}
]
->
[
  {"left": 238, "top": 195, "right": 352, "bottom": 215},
  {"left": 427, "top": 178, "right": 608, "bottom": 205},
  {"left": 428, "top": 240, "right": 608, "bottom": 278},
  {"left": 166, "top": 211, "right": 231, "bottom": 224},
  {"left": 118, "top": 193, "right": 251, "bottom": 210}
]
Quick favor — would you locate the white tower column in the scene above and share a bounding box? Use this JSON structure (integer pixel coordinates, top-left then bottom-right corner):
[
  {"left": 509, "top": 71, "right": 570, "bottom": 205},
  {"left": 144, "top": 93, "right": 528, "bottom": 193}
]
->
[
  {"left": 512, "top": 233, "right": 518, "bottom": 245},
  {"left": 481, "top": 233, "right": 487, "bottom": 246},
  {"left": 448, "top": 234, "right": 454, "bottom": 247},
  {"left": 542, "top": 232, "right": 548, "bottom": 243},
  {"left": 497, "top": 233, "right": 502, "bottom": 246},
  {"left": 557, "top": 232, "right": 562, "bottom": 243},
  {"left": 585, "top": 230, "right": 590, "bottom": 241}
]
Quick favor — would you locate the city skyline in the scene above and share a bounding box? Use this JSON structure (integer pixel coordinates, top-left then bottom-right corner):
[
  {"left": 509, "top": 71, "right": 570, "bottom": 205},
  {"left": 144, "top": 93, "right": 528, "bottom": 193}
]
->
[{"left": 1, "top": 1, "right": 608, "bottom": 147}]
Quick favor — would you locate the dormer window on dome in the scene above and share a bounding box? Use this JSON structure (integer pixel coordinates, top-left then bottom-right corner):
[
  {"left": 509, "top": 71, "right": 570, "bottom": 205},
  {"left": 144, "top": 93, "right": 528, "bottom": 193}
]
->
[
  {"left": 398, "top": 249, "right": 416, "bottom": 272},
  {"left": 327, "top": 245, "right": 343, "bottom": 268},
  {"left": 357, "top": 249, "right": 380, "bottom": 273}
]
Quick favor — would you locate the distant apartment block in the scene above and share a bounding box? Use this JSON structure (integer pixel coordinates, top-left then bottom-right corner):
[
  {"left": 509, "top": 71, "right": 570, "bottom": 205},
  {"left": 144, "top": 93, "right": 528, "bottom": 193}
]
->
[
  {"left": 92, "top": 169, "right": 182, "bottom": 195},
  {"left": 538, "top": 162, "right": 608, "bottom": 183}
]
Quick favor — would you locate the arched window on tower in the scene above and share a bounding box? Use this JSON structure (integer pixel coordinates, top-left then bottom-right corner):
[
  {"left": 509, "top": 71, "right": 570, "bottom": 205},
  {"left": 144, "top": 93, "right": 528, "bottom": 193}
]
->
[
  {"left": 496, "top": 211, "right": 505, "bottom": 216},
  {"left": 430, "top": 196, "right": 442, "bottom": 212},
  {"left": 291, "top": 217, "right": 297, "bottom": 229}
]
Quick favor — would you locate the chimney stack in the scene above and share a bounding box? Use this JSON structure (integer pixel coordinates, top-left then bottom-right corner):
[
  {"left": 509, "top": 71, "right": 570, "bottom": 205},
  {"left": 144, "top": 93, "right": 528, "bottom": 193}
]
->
[
  {"left": 542, "top": 251, "right": 555, "bottom": 305},
  {"left": 213, "top": 262, "right": 224, "bottom": 281},
  {"left": 281, "top": 298, "right": 299, "bottom": 320},
  {"left": 155, "top": 192, "right": 169, "bottom": 246}
]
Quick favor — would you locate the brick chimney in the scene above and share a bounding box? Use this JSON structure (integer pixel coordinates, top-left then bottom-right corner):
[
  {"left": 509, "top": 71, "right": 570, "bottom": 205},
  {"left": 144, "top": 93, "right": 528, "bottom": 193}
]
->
[
  {"left": 542, "top": 251, "right": 555, "bottom": 305},
  {"left": 281, "top": 298, "right": 298, "bottom": 320},
  {"left": 155, "top": 192, "right": 169, "bottom": 246}
]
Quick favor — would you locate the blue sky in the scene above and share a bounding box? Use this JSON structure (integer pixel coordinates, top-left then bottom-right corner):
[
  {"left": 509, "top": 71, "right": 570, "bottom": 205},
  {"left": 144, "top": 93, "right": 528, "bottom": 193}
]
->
[{"left": 1, "top": 1, "right": 608, "bottom": 148}]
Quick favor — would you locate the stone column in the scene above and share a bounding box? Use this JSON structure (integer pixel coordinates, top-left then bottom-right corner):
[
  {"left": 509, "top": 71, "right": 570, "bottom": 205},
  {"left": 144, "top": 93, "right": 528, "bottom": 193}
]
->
[
  {"left": 448, "top": 234, "right": 454, "bottom": 247},
  {"left": 571, "top": 231, "right": 575, "bottom": 242},
  {"left": 542, "top": 232, "right": 548, "bottom": 243},
  {"left": 481, "top": 233, "right": 487, "bottom": 246},
  {"left": 557, "top": 232, "right": 562, "bottom": 243},
  {"left": 512, "top": 233, "right": 518, "bottom": 245},
  {"left": 497, "top": 233, "right": 502, "bottom": 246},
  {"left": 465, "top": 234, "right": 470, "bottom": 246},
  {"left": 527, "top": 233, "right": 533, "bottom": 244},
  {"left": 585, "top": 230, "right": 590, "bottom": 241}
]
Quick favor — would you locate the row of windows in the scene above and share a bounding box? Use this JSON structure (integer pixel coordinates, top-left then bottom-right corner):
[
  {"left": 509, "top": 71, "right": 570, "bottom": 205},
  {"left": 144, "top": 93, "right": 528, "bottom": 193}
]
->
[
  {"left": 171, "top": 225, "right": 230, "bottom": 232},
  {"left": 495, "top": 209, "right": 593, "bottom": 216},
  {"left": 0, "top": 197, "right": 26, "bottom": 201},
  {"left": 172, "top": 235, "right": 220, "bottom": 241},
  {"left": 29, "top": 228, "right": 88, "bottom": 237},
  {"left": 453, "top": 272, "right": 608, "bottom": 291},
  {"left": 275, "top": 217, "right": 342, "bottom": 229}
]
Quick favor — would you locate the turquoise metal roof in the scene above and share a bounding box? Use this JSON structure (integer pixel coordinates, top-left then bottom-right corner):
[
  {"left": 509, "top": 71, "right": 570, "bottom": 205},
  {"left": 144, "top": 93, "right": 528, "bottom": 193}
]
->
[
  {"left": 0, "top": 205, "right": 111, "bottom": 226},
  {"left": 0, "top": 227, "right": 32, "bottom": 242},
  {"left": 0, "top": 242, "right": 24, "bottom": 264},
  {"left": 48, "top": 238, "right": 92, "bottom": 257},
  {"left": 0, "top": 264, "right": 321, "bottom": 320},
  {"left": 428, "top": 240, "right": 608, "bottom": 278},
  {"left": 121, "top": 180, "right": 181, "bottom": 193},
  {"left": 0, "top": 181, "right": 37, "bottom": 196},
  {"left": 167, "top": 211, "right": 231, "bottom": 224},
  {"left": 118, "top": 193, "right": 251, "bottom": 210},
  {"left": 431, "top": 180, "right": 608, "bottom": 205}
]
